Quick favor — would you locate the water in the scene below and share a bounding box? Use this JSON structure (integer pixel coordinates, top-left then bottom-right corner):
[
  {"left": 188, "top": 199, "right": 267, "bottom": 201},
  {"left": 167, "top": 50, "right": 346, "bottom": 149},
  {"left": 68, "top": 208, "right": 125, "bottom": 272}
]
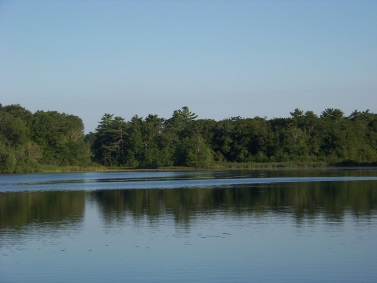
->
[{"left": 1, "top": 169, "right": 377, "bottom": 282}]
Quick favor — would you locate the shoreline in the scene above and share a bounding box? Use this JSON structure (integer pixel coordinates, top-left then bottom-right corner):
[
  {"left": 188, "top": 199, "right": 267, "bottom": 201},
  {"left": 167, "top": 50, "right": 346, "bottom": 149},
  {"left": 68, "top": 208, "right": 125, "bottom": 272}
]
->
[{"left": 3, "top": 162, "right": 377, "bottom": 174}]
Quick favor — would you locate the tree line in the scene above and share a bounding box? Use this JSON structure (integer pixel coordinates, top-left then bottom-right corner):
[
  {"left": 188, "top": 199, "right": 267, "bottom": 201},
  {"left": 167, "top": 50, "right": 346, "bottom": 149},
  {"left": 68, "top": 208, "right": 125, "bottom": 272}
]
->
[{"left": 1, "top": 103, "right": 377, "bottom": 173}]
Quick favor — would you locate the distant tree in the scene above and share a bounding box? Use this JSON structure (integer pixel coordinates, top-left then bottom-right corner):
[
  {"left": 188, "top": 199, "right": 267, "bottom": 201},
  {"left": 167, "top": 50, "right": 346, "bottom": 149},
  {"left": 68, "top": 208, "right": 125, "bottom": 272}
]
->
[
  {"left": 165, "top": 106, "right": 197, "bottom": 136},
  {"left": 184, "top": 134, "right": 214, "bottom": 168},
  {"left": 31, "top": 111, "right": 89, "bottom": 165},
  {"left": 0, "top": 105, "right": 44, "bottom": 171},
  {"left": 320, "top": 108, "right": 344, "bottom": 121},
  {"left": 92, "top": 114, "right": 127, "bottom": 166},
  {"left": 0, "top": 111, "right": 29, "bottom": 147},
  {"left": 125, "top": 115, "right": 144, "bottom": 167},
  {"left": 161, "top": 107, "right": 199, "bottom": 166},
  {"left": 290, "top": 108, "right": 304, "bottom": 121},
  {"left": 140, "top": 114, "right": 164, "bottom": 168},
  {"left": 1, "top": 104, "right": 33, "bottom": 129}
]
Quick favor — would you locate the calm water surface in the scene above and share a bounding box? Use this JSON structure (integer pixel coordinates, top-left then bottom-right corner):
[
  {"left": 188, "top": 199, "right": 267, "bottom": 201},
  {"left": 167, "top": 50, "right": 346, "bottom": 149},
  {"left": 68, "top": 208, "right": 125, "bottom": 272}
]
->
[{"left": 1, "top": 169, "right": 377, "bottom": 282}]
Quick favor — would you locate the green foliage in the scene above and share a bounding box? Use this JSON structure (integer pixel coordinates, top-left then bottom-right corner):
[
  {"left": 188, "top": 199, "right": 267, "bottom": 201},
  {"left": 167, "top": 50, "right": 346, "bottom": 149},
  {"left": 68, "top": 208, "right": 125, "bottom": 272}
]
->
[
  {"left": 0, "top": 104, "right": 89, "bottom": 173},
  {"left": 91, "top": 114, "right": 127, "bottom": 166},
  {"left": 88, "top": 106, "right": 377, "bottom": 169},
  {"left": 2, "top": 103, "right": 377, "bottom": 172},
  {"left": 31, "top": 111, "right": 89, "bottom": 165},
  {"left": 321, "top": 108, "right": 344, "bottom": 121},
  {"left": 0, "top": 111, "right": 29, "bottom": 146},
  {"left": 184, "top": 135, "right": 214, "bottom": 168}
]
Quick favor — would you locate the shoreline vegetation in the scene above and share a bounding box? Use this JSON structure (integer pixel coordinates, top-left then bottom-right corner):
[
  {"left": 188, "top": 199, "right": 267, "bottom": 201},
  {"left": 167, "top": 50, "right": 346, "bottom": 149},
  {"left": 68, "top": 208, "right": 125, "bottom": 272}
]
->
[
  {"left": 1, "top": 103, "right": 377, "bottom": 174},
  {"left": 25, "top": 161, "right": 377, "bottom": 174},
  {"left": 25, "top": 163, "right": 377, "bottom": 174}
]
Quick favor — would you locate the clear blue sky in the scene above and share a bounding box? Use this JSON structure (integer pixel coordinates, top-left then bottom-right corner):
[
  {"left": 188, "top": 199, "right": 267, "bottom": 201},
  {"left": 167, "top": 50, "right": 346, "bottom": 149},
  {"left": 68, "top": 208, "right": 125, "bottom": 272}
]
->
[{"left": 1, "top": 0, "right": 376, "bottom": 133}]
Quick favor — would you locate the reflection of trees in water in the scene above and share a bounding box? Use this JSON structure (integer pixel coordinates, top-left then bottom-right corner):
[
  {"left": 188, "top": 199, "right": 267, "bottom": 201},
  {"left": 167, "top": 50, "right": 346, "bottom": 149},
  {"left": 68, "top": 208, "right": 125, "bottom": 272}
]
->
[
  {"left": 1, "top": 181, "right": 376, "bottom": 230},
  {"left": 0, "top": 191, "right": 85, "bottom": 229},
  {"left": 93, "top": 181, "right": 377, "bottom": 225}
]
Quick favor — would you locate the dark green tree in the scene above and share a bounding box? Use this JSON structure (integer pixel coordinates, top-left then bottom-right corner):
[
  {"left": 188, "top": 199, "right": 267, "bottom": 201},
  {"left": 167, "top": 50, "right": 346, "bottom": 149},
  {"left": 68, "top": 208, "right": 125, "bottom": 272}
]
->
[
  {"left": 125, "top": 115, "right": 144, "bottom": 167},
  {"left": 92, "top": 114, "right": 127, "bottom": 166},
  {"left": 140, "top": 114, "right": 164, "bottom": 168},
  {"left": 31, "top": 111, "right": 89, "bottom": 165},
  {"left": 162, "top": 107, "right": 198, "bottom": 166}
]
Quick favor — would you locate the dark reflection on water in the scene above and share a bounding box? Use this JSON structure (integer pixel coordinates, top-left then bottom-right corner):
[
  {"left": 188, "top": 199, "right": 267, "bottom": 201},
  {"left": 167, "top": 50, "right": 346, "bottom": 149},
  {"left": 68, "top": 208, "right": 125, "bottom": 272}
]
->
[
  {"left": 93, "top": 182, "right": 377, "bottom": 226},
  {"left": 1, "top": 170, "right": 377, "bottom": 283},
  {"left": 1, "top": 181, "right": 376, "bottom": 230},
  {"left": 0, "top": 191, "right": 84, "bottom": 229}
]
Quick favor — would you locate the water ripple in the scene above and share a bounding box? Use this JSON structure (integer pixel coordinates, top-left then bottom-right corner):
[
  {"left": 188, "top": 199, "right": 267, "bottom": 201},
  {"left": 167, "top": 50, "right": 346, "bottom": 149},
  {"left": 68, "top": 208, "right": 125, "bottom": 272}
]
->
[{"left": 1, "top": 173, "right": 377, "bottom": 192}]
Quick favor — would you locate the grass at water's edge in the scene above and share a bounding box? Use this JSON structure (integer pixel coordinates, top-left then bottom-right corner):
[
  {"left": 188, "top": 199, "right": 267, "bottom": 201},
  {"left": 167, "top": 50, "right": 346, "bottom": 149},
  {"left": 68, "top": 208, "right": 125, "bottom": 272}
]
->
[
  {"left": 35, "top": 164, "right": 107, "bottom": 173},
  {"left": 3, "top": 160, "right": 376, "bottom": 174},
  {"left": 213, "top": 161, "right": 329, "bottom": 169}
]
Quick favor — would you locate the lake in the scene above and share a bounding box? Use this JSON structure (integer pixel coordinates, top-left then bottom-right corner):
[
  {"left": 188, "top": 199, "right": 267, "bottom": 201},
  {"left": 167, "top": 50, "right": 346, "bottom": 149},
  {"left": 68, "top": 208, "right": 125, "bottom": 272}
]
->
[{"left": 1, "top": 169, "right": 377, "bottom": 282}]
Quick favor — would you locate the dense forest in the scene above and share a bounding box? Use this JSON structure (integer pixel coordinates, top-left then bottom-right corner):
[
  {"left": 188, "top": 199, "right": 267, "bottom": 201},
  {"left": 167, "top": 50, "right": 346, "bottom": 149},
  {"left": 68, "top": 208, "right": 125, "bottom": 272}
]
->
[{"left": 1, "top": 103, "right": 377, "bottom": 173}]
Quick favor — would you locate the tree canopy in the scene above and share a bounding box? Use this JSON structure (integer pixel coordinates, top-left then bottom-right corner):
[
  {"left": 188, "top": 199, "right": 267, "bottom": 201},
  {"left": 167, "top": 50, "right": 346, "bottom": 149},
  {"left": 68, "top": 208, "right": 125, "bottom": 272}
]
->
[
  {"left": 1, "top": 103, "right": 377, "bottom": 173},
  {"left": 0, "top": 104, "right": 90, "bottom": 173},
  {"left": 88, "top": 106, "right": 377, "bottom": 168}
]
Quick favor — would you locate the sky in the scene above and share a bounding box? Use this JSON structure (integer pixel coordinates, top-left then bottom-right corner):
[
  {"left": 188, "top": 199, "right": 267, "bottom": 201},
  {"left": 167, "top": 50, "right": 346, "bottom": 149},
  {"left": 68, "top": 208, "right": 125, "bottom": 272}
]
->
[{"left": 1, "top": 0, "right": 376, "bottom": 133}]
